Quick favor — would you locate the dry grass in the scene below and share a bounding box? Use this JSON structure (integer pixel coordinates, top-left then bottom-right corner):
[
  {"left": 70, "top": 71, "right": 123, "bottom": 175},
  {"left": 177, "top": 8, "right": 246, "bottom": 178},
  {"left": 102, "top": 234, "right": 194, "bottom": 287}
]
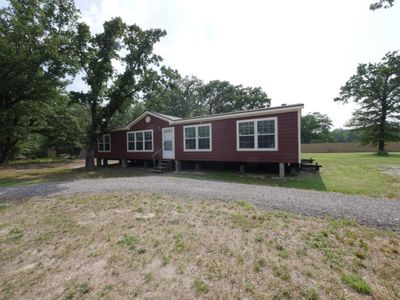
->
[
  {"left": 0, "top": 193, "right": 399, "bottom": 299},
  {"left": 0, "top": 160, "right": 148, "bottom": 187}
]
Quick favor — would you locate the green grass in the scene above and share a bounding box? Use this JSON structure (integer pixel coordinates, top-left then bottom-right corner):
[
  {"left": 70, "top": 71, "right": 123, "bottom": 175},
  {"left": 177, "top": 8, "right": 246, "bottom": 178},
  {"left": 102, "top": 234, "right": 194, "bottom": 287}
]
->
[
  {"left": 177, "top": 152, "right": 400, "bottom": 199},
  {"left": 341, "top": 274, "right": 372, "bottom": 295}
]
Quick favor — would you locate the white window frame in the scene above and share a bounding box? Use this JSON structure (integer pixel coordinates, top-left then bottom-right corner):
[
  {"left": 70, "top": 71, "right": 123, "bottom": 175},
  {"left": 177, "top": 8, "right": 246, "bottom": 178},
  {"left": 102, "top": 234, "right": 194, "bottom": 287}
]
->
[
  {"left": 183, "top": 123, "right": 212, "bottom": 152},
  {"left": 126, "top": 129, "right": 154, "bottom": 152},
  {"left": 236, "top": 117, "right": 278, "bottom": 151},
  {"left": 98, "top": 134, "right": 111, "bottom": 152}
]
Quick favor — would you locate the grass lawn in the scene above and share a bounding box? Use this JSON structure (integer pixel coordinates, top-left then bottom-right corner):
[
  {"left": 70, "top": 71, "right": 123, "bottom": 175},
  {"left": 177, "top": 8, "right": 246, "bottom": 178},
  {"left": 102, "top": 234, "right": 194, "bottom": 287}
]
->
[
  {"left": 178, "top": 152, "right": 400, "bottom": 199},
  {"left": 1, "top": 153, "right": 399, "bottom": 199},
  {"left": 0, "top": 193, "right": 399, "bottom": 299}
]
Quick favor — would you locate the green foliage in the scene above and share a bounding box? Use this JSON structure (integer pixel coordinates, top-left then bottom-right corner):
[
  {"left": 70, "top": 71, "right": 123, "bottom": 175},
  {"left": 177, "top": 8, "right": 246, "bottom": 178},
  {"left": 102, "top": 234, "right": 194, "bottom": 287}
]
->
[
  {"left": 301, "top": 112, "right": 333, "bottom": 144},
  {"left": 7, "top": 227, "right": 23, "bottom": 242},
  {"left": 329, "top": 128, "right": 360, "bottom": 143},
  {"left": 109, "top": 102, "right": 145, "bottom": 129},
  {"left": 145, "top": 68, "right": 204, "bottom": 117},
  {"left": 341, "top": 274, "right": 372, "bottom": 295},
  {"left": 0, "top": 0, "right": 81, "bottom": 163},
  {"left": 335, "top": 51, "right": 400, "bottom": 154},
  {"left": 71, "top": 17, "right": 166, "bottom": 168},
  {"left": 144, "top": 71, "right": 271, "bottom": 117},
  {"left": 200, "top": 80, "right": 271, "bottom": 115},
  {"left": 193, "top": 278, "right": 209, "bottom": 294},
  {"left": 370, "top": 0, "right": 395, "bottom": 10},
  {"left": 120, "top": 234, "right": 137, "bottom": 250}
]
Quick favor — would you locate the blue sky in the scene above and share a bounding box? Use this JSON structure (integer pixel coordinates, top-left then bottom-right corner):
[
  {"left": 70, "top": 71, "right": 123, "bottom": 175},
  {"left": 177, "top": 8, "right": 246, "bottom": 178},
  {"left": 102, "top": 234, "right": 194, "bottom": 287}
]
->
[{"left": 3, "top": 0, "right": 400, "bottom": 127}]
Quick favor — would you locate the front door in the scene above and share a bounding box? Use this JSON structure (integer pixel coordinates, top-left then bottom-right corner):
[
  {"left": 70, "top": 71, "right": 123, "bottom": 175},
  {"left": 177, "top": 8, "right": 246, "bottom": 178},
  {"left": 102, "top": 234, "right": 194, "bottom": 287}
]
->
[{"left": 162, "top": 127, "right": 175, "bottom": 159}]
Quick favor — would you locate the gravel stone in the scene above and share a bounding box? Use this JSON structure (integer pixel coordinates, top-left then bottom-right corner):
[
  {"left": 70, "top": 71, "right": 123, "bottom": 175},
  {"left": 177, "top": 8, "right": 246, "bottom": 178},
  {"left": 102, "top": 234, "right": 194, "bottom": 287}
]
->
[{"left": 1, "top": 176, "right": 399, "bottom": 231}]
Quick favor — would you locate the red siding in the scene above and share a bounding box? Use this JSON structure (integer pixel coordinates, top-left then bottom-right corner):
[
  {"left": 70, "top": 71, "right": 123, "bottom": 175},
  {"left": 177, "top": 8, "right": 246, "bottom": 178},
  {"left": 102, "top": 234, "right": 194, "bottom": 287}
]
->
[
  {"left": 175, "top": 112, "right": 299, "bottom": 163},
  {"left": 94, "top": 116, "right": 169, "bottom": 160},
  {"left": 95, "top": 111, "right": 299, "bottom": 164}
]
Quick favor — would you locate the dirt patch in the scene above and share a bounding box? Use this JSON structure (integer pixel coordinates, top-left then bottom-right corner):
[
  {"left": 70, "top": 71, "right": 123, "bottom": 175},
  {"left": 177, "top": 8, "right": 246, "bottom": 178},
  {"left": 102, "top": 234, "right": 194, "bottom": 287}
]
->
[{"left": 376, "top": 165, "right": 400, "bottom": 177}]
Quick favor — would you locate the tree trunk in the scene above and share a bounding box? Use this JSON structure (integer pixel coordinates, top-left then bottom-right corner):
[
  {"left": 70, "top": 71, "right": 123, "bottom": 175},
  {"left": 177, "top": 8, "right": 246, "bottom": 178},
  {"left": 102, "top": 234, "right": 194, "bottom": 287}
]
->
[
  {"left": 0, "top": 147, "right": 8, "bottom": 164},
  {"left": 378, "top": 140, "right": 386, "bottom": 154},
  {"left": 85, "top": 139, "right": 96, "bottom": 170}
]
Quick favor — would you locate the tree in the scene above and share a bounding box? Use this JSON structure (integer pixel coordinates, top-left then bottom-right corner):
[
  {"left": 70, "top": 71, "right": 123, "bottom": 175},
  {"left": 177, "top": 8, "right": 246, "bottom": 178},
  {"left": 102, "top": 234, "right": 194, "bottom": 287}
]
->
[
  {"left": 334, "top": 51, "right": 400, "bottom": 154},
  {"left": 145, "top": 68, "right": 204, "bottom": 117},
  {"left": 145, "top": 72, "right": 271, "bottom": 117},
  {"left": 370, "top": 0, "right": 395, "bottom": 10},
  {"left": 109, "top": 102, "right": 146, "bottom": 129},
  {"left": 301, "top": 112, "right": 333, "bottom": 144},
  {"left": 330, "top": 128, "right": 360, "bottom": 143},
  {"left": 71, "top": 18, "right": 166, "bottom": 169},
  {"left": 0, "top": 0, "right": 80, "bottom": 163},
  {"left": 199, "top": 80, "right": 271, "bottom": 115}
]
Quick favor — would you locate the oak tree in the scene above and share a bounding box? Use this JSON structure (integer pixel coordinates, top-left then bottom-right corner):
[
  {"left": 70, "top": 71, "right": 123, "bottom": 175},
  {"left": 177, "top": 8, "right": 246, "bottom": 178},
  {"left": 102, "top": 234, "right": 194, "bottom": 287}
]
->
[
  {"left": 0, "top": 0, "right": 80, "bottom": 163},
  {"left": 71, "top": 18, "right": 166, "bottom": 169},
  {"left": 301, "top": 112, "right": 333, "bottom": 144},
  {"left": 334, "top": 51, "right": 400, "bottom": 154}
]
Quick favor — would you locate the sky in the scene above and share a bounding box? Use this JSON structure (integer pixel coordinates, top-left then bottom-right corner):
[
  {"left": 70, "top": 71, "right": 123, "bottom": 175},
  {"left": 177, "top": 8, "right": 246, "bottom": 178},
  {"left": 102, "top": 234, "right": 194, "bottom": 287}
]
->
[{"left": 3, "top": 0, "right": 400, "bottom": 127}]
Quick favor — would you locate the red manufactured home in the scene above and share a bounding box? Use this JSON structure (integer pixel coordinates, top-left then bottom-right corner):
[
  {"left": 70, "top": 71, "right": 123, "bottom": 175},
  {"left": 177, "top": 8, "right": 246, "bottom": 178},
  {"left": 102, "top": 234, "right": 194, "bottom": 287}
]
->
[{"left": 94, "top": 104, "right": 303, "bottom": 176}]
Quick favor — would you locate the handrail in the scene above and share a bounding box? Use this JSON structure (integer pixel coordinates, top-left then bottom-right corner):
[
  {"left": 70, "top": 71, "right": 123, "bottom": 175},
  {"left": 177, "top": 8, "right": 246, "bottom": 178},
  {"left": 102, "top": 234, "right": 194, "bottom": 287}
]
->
[
  {"left": 152, "top": 148, "right": 162, "bottom": 168},
  {"left": 152, "top": 148, "right": 162, "bottom": 158}
]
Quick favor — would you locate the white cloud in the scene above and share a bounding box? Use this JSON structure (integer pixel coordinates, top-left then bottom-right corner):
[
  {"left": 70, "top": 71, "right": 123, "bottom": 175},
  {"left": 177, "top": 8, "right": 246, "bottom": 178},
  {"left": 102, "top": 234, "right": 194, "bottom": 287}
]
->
[{"left": 76, "top": 0, "right": 400, "bottom": 127}]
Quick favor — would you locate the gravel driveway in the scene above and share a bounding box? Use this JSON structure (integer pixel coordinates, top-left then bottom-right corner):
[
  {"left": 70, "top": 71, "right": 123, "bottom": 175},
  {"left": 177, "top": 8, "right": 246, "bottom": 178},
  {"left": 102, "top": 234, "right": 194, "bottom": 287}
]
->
[{"left": 1, "top": 176, "right": 399, "bottom": 231}]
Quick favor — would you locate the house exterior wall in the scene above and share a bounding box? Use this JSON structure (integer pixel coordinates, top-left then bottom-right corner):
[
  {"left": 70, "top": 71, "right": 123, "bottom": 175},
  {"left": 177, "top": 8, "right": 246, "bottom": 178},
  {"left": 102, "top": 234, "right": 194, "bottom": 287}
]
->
[
  {"left": 94, "top": 116, "right": 169, "bottom": 160},
  {"left": 94, "top": 110, "right": 300, "bottom": 164},
  {"left": 175, "top": 111, "right": 299, "bottom": 163}
]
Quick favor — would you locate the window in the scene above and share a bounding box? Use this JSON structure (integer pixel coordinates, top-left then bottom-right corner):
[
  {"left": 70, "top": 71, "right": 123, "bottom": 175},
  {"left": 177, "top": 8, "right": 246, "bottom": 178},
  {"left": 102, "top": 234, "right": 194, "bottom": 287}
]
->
[
  {"left": 184, "top": 124, "right": 212, "bottom": 151},
  {"left": 98, "top": 134, "right": 111, "bottom": 152},
  {"left": 127, "top": 130, "right": 153, "bottom": 152},
  {"left": 237, "top": 117, "right": 277, "bottom": 151}
]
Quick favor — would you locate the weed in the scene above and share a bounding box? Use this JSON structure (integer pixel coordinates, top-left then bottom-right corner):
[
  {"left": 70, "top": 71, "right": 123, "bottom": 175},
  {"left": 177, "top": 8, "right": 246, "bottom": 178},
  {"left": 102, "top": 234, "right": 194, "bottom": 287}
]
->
[
  {"left": 193, "top": 278, "right": 209, "bottom": 294},
  {"left": 79, "top": 283, "right": 91, "bottom": 295},
  {"left": 162, "top": 255, "right": 170, "bottom": 266},
  {"left": 173, "top": 233, "right": 185, "bottom": 253},
  {"left": 238, "top": 200, "right": 255, "bottom": 211},
  {"left": 302, "top": 287, "right": 319, "bottom": 300},
  {"left": 120, "top": 234, "right": 137, "bottom": 250},
  {"left": 255, "top": 235, "right": 263, "bottom": 243},
  {"left": 273, "top": 264, "right": 291, "bottom": 281},
  {"left": 7, "top": 227, "right": 23, "bottom": 241},
  {"left": 100, "top": 284, "right": 113, "bottom": 296},
  {"left": 231, "top": 213, "right": 257, "bottom": 232},
  {"left": 359, "top": 239, "right": 368, "bottom": 250},
  {"left": 254, "top": 258, "right": 267, "bottom": 273},
  {"left": 341, "top": 274, "right": 372, "bottom": 295},
  {"left": 137, "top": 248, "right": 146, "bottom": 254},
  {"left": 278, "top": 249, "right": 289, "bottom": 258},
  {"left": 309, "top": 231, "right": 341, "bottom": 265}
]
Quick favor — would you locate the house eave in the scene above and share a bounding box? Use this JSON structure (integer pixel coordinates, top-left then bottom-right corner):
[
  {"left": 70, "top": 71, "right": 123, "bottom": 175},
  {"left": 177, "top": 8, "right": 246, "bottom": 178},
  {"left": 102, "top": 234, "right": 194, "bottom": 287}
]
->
[{"left": 111, "top": 104, "right": 304, "bottom": 131}]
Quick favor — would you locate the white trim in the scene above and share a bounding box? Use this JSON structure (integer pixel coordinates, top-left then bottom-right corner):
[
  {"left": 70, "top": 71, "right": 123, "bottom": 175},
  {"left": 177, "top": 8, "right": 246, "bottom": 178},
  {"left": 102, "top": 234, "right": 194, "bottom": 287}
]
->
[
  {"left": 162, "top": 127, "right": 175, "bottom": 159},
  {"left": 98, "top": 134, "right": 111, "bottom": 153},
  {"left": 126, "top": 129, "right": 154, "bottom": 152},
  {"left": 297, "top": 110, "right": 302, "bottom": 163},
  {"left": 112, "top": 105, "right": 304, "bottom": 131},
  {"left": 236, "top": 117, "right": 278, "bottom": 151},
  {"left": 114, "top": 111, "right": 173, "bottom": 131},
  {"left": 174, "top": 105, "right": 303, "bottom": 125},
  {"left": 183, "top": 123, "right": 212, "bottom": 152}
]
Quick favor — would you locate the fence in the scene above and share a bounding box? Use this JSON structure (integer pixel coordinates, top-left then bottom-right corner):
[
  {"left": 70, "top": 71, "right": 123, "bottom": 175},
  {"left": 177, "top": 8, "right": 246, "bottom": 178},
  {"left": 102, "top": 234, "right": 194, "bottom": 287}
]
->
[{"left": 301, "top": 142, "right": 400, "bottom": 153}]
